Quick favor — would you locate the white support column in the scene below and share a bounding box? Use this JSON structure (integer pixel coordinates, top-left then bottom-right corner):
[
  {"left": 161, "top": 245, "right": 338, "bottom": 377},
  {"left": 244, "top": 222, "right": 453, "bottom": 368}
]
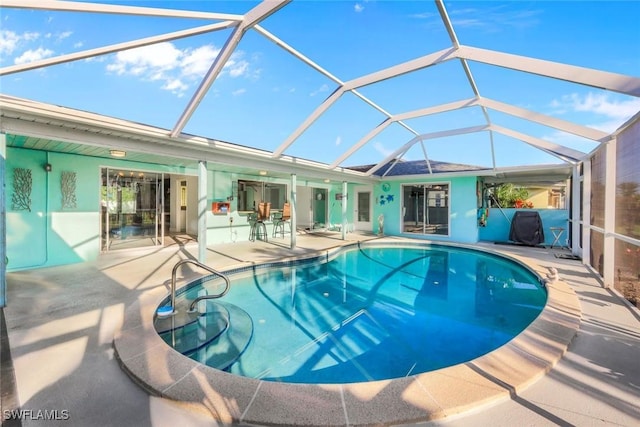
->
[
  {"left": 1, "top": 133, "right": 6, "bottom": 307},
  {"left": 341, "top": 181, "right": 348, "bottom": 240},
  {"left": 571, "top": 164, "right": 581, "bottom": 256},
  {"left": 603, "top": 139, "right": 617, "bottom": 288},
  {"left": 197, "top": 161, "right": 207, "bottom": 264},
  {"left": 582, "top": 160, "right": 591, "bottom": 268},
  {"left": 290, "top": 174, "right": 297, "bottom": 249}
]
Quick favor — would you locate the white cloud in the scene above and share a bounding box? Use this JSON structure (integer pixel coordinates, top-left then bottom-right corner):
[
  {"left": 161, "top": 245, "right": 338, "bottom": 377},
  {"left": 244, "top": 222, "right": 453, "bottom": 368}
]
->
[
  {"left": 57, "top": 31, "right": 73, "bottom": 41},
  {"left": 109, "top": 42, "right": 182, "bottom": 75},
  {"left": 448, "top": 6, "right": 541, "bottom": 32},
  {"left": 550, "top": 92, "right": 640, "bottom": 133},
  {"left": 73, "top": 41, "right": 84, "bottom": 49},
  {"left": 181, "top": 45, "right": 220, "bottom": 77},
  {"left": 106, "top": 42, "right": 256, "bottom": 96},
  {"left": 14, "top": 47, "right": 54, "bottom": 65},
  {"left": 162, "top": 78, "right": 188, "bottom": 96},
  {"left": 0, "top": 30, "right": 40, "bottom": 57},
  {"left": 232, "top": 88, "right": 246, "bottom": 96},
  {"left": 0, "top": 30, "right": 19, "bottom": 55},
  {"left": 335, "top": 136, "right": 342, "bottom": 146},
  {"left": 310, "top": 83, "right": 329, "bottom": 97},
  {"left": 227, "top": 59, "right": 249, "bottom": 77},
  {"left": 409, "top": 12, "right": 437, "bottom": 19},
  {"left": 354, "top": 3, "right": 364, "bottom": 13},
  {"left": 373, "top": 141, "right": 394, "bottom": 157},
  {"left": 23, "top": 31, "right": 40, "bottom": 42}
]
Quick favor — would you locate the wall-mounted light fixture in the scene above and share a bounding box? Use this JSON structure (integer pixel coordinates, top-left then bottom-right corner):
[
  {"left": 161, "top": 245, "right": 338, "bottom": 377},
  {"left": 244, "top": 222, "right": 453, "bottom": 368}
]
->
[
  {"left": 44, "top": 163, "right": 52, "bottom": 172},
  {"left": 109, "top": 150, "right": 126, "bottom": 158},
  {"left": 259, "top": 170, "right": 268, "bottom": 176}
]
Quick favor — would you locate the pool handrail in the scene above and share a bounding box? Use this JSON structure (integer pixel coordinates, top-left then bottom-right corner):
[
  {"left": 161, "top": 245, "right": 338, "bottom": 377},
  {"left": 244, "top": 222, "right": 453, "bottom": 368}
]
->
[{"left": 170, "top": 259, "right": 230, "bottom": 314}]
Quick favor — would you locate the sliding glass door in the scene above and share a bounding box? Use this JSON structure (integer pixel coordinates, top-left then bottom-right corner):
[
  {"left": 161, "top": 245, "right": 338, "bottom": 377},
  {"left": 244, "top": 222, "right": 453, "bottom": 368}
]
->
[
  {"left": 402, "top": 183, "right": 449, "bottom": 235},
  {"left": 101, "top": 168, "right": 164, "bottom": 251}
]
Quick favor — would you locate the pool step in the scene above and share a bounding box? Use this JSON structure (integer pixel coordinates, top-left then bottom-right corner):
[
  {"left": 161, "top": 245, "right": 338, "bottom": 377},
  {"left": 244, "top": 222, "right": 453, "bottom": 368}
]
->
[
  {"left": 156, "top": 302, "right": 230, "bottom": 354},
  {"left": 154, "top": 301, "right": 253, "bottom": 370},
  {"left": 186, "top": 302, "right": 254, "bottom": 370}
]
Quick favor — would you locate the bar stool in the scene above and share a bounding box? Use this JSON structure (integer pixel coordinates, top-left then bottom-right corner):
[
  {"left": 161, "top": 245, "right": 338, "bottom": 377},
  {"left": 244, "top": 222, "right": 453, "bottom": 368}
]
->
[
  {"left": 252, "top": 202, "right": 270, "bottom": 242},
  {"left": 272, "top": 202, "right": 291, "bottom": 238}
]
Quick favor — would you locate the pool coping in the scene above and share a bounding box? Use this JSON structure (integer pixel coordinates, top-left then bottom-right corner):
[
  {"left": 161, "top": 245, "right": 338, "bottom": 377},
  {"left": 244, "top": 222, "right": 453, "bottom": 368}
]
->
[{"left": 113, "top": 240, "right": 582, "bottom": 426}]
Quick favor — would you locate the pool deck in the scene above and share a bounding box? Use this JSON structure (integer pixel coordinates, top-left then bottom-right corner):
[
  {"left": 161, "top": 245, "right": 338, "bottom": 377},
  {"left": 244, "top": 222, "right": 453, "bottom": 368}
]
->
[{"left": 2, "top": 232, "right": 639, "bottom": 426}]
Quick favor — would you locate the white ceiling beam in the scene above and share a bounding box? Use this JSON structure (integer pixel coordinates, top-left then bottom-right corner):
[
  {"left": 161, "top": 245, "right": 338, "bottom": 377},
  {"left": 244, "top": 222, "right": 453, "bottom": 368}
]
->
[
  {"left": 272, "top": 88, "right": 345, "bottom": 157},
  {"left": 171, "top": 0, "right": 291, "bottom": 138},
  {"left": 343, "top": 48, "right": 458, "bottom": 91},
  {"left": 367, "top": 134, "right": 423, "bottom": 176},
  {"left": 170, "top": 24, "right": 243, "bottom": 138},
  {"left": 382, "top": 148, "right": 411, "bottom": 178},
  {"left": 489, "top": 124, "right": 583, "bottom": 162},
  {"left": 0, "top": 0, "right": 243, "bottom": 20},
  {"left": 253, "top": 25, "right": 343, "bottom": 85},
  {"left": 366, "top": 125, "right": 489, "bottom": 176},
  {"left": 479, "top": 97, "right": 610, "bottom": 142},
  {"left": 329, "top": 118, "right": 392, "bottom": 169},
  {"left": 458, "top": 45, "right": 640, "bottom": 97},
  {"left": 242, "top": 0, "right": 292, "bottom": 32},
  {"left": 255, "top": 24, "right": 420, "bottom": 159},
  {"left": 419, "top": 140, "right": 433, "bottom": 174},
  {"left": 0, "top": 22, "right": 236, "bottom": 76},
  {"left": 393, "top": 98, "right": 479, "bottom": 121},
  {"left": 435, "top": 0, "right": 460, "bottom": 48}
]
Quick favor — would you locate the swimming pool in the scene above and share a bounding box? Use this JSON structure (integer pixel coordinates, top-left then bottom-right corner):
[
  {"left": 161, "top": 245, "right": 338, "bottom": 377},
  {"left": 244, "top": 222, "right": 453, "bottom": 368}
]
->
[{"left": 155, "top": 243, "right": 547, "bottom": 384}]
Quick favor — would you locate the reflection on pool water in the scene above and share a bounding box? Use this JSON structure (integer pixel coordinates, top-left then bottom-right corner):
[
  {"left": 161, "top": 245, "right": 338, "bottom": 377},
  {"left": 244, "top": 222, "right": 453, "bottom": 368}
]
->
[{"left": 156, "top": 244, "right": 547, "bottom": 384}]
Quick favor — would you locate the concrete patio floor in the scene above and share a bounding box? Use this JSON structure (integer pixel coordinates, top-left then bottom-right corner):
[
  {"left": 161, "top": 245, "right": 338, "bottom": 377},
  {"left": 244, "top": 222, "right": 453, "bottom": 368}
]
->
[{"left": 2, "top": 233, "right": 639, "bottom": 426}]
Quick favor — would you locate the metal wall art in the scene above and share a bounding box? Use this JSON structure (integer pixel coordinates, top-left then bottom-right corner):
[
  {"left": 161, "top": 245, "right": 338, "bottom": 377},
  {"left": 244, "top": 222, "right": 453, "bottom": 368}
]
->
[
  {"left": 61, "top": 171, "right": 77, "bottom": 209},
  {"left": 12, "top": 168, "right": 32, "bottom": 211}
]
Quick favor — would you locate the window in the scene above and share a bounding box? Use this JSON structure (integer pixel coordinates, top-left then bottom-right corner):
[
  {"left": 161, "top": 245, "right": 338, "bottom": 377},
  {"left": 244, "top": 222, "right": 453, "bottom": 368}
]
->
[
  {"left": 402, "top": 183, "right": 449, "bottom": 235},
  {"left": 237, "top": 180, "right": 287, "bottom": 211}
]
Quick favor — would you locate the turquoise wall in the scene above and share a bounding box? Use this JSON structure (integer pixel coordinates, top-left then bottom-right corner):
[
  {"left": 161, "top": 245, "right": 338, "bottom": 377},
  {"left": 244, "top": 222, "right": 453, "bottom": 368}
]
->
[
  {"left": 7, "top": 145, "right": 566, "bottom": 271},
  {"left": 370, "top": 176, "right": 479, "bottom": 243},
  {"left": 479, "top": 208, "right": 570, "bottom": 246},
  {"left": 6, "top": 147, "right": 195, "bottom": 271}
]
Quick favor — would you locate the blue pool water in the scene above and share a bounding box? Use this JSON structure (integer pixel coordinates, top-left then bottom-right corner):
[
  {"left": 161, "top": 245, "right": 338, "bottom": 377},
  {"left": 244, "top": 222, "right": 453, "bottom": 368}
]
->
[{"left": 158, "top": 244, "right": 547, "bottom": 384}]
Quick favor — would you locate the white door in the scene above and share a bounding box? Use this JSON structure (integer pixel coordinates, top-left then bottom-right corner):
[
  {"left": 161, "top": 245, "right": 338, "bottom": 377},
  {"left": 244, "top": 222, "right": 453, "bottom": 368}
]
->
[
  {"left": 295, "top": 186, "right": 313, "bottom": 230},
  {"left": 354, "top": 187, "right": 373, "bottom": 232}
]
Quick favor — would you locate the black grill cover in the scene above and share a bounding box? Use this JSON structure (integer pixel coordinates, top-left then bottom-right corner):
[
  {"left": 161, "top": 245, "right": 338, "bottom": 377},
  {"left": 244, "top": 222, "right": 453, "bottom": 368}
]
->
[{"left": 509, "top": 211, "right": 545, "bottom": 246}]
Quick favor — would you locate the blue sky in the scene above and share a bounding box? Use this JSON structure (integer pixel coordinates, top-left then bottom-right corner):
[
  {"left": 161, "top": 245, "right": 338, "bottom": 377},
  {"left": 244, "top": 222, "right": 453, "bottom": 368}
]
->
[{"left": 1, "top": 1, "right": 639, "bottom": 169}]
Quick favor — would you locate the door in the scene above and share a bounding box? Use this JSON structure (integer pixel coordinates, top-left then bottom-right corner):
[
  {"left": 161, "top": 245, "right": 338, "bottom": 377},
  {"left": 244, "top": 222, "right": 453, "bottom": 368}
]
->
[
  {"left": 354, "top": 187, "right": 372, "bottom": 232},
  {"left": 313, "top": 188, "right": 328, "bottom": 229},
  {"left": 101, "top": 168, "right": 163, "bottom": 251},
  {"left": 295, "top": 186, "right": 313, "bottom": 230}
]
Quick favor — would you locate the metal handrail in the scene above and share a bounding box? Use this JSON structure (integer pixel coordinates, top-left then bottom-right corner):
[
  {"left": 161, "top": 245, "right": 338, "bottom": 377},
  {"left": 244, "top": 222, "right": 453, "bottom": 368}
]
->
[{"left": 170, "top": 259, "right": 231, "bottom": 314}]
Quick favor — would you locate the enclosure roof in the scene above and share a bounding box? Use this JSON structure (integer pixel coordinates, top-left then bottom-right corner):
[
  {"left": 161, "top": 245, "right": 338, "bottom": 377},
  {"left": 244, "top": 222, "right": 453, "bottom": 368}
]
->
[{"left": 0, "top": 0, "right": 639, "bottom": 180}]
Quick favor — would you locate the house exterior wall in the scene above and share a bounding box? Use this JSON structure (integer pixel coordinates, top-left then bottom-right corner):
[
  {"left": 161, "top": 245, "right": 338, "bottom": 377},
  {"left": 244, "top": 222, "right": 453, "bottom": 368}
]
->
[
  {"left": 4, "top": 144, "right": 571, "bottom": 272},
  {"left": 5, "top": 147, "right": 195, "bottom": 271},
  {"left": 369, "top": 176, "right": 480, "bottom": 244},
  {"left": 478, "top": 208, "right": 569, "bottom": 246}
]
